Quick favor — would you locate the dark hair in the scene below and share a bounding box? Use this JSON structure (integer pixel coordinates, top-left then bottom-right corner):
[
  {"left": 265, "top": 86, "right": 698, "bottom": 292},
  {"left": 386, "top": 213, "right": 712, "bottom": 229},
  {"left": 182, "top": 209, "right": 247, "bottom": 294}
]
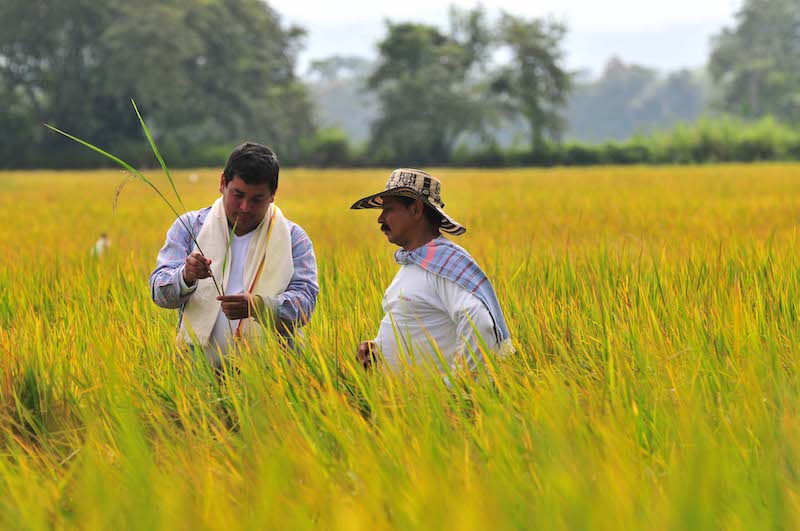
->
[
  {"left": 395, "top": 195, "right": 443, "bottom": 229},
  {"left": 222, "top": 142, "right": 280, "bottom": 193}
]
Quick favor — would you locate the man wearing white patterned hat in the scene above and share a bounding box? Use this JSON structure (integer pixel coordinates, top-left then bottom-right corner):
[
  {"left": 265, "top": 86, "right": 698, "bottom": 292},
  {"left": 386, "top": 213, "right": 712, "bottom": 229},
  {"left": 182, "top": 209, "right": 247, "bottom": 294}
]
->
[{"left": 351, "top": 168, "right": 514, "bottom": 373}]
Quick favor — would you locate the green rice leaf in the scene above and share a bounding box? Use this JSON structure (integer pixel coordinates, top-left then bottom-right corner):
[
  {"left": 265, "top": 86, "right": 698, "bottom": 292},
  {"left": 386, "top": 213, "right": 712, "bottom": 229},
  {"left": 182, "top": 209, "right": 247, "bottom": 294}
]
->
[
  {"left": 131, "top": 99, "right": 187, "bottom": 214},
  {"left": 44, "top": 124, "right": 151, "bottom": 184}
]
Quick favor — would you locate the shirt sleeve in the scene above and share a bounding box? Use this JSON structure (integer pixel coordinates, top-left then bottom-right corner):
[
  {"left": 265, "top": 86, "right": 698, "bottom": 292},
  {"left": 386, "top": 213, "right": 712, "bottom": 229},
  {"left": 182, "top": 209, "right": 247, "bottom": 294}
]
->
[
  {"left": 433, "top": 275, "right": 498, "bottom": 370},
  {"left": 149, "top": 213, "right": 198, "bottom": 309},
  {"left": 262, "top": 222, "right": 320, "bottom": 331}
]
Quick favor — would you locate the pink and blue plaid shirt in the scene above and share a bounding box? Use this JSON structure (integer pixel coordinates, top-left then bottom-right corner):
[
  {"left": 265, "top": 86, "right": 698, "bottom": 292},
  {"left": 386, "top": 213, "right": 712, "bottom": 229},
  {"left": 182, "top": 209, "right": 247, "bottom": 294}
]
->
[{"left": 149, "top": 206, "right": 319, "bottom": 342}]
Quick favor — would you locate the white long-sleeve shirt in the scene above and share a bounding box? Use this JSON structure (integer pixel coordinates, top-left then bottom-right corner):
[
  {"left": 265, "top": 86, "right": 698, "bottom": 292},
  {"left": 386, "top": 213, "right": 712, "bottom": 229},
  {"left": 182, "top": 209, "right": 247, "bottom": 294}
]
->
[{"left": 374, "top": 263, "right": 499, "bottom": 372}]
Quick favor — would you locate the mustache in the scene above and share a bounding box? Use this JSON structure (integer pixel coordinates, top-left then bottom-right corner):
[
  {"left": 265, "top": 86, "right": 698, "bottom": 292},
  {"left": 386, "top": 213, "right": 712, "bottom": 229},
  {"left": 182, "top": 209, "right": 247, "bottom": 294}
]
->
[{"left": 380, "top": 223, "right": 390, "bottom": 232}]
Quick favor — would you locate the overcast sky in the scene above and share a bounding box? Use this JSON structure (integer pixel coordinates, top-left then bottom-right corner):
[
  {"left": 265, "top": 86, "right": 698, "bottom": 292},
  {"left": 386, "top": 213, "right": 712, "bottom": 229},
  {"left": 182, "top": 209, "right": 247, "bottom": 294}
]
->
[{"left": 270, "top": 0, "right": 742, "bottom": 76}]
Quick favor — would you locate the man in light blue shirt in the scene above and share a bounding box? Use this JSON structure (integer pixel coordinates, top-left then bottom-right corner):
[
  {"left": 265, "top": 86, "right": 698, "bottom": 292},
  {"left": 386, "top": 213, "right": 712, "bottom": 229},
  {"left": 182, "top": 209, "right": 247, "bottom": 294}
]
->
[{"left": 149, "top": 142, "right": 319, "bottom": 364}]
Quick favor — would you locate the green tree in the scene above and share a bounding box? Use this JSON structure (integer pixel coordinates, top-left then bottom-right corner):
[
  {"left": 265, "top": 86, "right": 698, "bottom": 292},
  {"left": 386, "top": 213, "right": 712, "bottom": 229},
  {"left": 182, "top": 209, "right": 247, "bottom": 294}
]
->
[
  {"left": 709, "top": 0, "right": 800, "bottom": 123},
  {"left": 0, "top": 0, "right": 126, "bottom": 165},
  {"left": 491, "top": 13, "right": 571, "bottom": 150},
  {"left": 367, "top": 8, "right": 491, "bottom": 165},
  {"left": 567, "top": 58, "right": 709, "bottom": 142},
  {"left": 0, "top": 0, "right": 313, "bottom": 167}
]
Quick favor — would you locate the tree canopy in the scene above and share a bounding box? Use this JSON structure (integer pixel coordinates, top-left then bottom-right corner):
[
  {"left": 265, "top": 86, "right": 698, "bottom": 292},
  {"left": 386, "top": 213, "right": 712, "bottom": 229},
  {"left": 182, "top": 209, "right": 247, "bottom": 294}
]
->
[
  {"left": 366, "top": 8, "right": 572, "bottom": 163},
  {"left": 491, "top": 13, "right": 571, "bottom": 150},
  {"left": 366, "top": 9, "right": 492, "bottom": 165},
  {"left": 0, "top": 0, "right": 313, "bottom": 168},
  {"left": 709, "top": 0, "right": 800, "bottom": 123}
]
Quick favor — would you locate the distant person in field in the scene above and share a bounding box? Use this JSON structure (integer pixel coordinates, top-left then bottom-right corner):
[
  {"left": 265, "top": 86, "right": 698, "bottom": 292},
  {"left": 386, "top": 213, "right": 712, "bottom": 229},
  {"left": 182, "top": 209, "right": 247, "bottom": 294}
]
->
[
  {"left": 351, "top": 168, "right": 514, "bottom": 373},
  {"left": 149, "top": 142, "right": 319, "bottom": 367},
  {"left": 92, "top": 232, "right": 110, "bottom": 257}
]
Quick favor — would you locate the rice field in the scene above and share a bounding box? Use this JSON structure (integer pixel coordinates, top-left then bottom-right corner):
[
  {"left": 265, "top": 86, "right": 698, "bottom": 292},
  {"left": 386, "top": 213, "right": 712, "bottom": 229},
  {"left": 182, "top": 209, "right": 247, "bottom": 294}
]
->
[{"left": 1, "top": 164, "right": 800, "bottom": 529}]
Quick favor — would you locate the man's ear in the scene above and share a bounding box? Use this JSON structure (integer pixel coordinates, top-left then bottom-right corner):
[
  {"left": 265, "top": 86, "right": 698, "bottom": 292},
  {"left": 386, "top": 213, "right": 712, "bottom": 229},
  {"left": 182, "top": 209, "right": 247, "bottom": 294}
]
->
[
  {"left": 219, "top": 173, "right": 226, "bottom": 194},
  {"left": 413, "top": 198, "right": 425, "bottom": 219}
]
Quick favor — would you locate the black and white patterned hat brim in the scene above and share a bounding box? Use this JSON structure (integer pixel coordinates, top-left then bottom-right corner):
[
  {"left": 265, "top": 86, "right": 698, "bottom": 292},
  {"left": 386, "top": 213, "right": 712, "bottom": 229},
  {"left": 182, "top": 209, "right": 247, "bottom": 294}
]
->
[{"left": 350, "top": 188, "right": 466, "bottom": 236}]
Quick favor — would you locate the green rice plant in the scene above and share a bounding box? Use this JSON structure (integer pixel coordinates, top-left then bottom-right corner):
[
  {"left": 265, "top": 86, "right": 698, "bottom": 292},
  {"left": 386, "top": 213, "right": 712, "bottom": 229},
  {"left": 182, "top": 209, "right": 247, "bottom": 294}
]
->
[{"left": 2, "top": 164, "right": 800, "bottom": 529}]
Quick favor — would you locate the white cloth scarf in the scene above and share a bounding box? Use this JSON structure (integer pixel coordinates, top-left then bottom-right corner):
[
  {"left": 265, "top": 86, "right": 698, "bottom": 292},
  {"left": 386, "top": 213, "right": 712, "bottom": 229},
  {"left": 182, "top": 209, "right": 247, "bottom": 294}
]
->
[{"left": 178, "top": 197, "right": 294, "bottom": 348}]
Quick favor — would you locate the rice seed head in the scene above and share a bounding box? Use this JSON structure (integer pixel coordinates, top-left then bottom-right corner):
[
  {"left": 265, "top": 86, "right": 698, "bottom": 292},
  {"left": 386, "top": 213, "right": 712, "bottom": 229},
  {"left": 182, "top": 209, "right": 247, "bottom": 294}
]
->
[{"left": 113, "top": 172, "right": 141, "bottom": 213}]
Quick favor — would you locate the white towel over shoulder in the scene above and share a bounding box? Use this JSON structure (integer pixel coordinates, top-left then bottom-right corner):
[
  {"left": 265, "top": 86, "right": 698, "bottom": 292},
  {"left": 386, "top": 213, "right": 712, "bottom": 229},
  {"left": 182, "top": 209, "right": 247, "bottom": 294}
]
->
[{"left": 178, "top": 197, "right": 294, "bottom": 348}]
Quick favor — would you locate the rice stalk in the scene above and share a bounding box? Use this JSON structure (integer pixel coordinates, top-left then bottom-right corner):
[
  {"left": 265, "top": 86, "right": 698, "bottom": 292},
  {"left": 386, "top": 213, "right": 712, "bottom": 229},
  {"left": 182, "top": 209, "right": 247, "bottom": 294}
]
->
[{"left": 112, "top": 173, "right": 138, "bottom": 214}]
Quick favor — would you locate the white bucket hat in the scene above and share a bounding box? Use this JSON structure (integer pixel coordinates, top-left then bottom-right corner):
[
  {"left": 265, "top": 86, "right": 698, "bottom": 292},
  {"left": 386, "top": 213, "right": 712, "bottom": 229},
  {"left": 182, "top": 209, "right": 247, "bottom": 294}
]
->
[{"left": 350, "top": 168, "right": 466, "bottom": 236}]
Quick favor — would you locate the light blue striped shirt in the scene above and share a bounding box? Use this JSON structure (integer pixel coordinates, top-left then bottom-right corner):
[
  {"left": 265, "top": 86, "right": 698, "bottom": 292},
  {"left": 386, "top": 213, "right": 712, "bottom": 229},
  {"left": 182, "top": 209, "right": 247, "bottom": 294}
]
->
[{"left": 149, "top": 206, "right": 319, "bottom": 344}]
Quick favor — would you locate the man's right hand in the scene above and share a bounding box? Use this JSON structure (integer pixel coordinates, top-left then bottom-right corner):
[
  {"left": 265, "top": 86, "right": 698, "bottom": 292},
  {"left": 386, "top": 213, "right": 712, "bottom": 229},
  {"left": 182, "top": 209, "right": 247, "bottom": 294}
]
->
[
  {"left": 356, "top": 341, "right": 377, "bottom": 369},
  {"left": 182, "top": 251, "right": 213, "bottom": 286}
]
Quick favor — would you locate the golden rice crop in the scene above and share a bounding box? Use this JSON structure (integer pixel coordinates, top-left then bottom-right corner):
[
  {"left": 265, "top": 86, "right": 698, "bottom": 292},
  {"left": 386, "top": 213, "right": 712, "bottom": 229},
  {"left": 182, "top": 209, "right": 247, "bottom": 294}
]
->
[{"left": 1, "top": 164, "right": 799, "bottom": 529}]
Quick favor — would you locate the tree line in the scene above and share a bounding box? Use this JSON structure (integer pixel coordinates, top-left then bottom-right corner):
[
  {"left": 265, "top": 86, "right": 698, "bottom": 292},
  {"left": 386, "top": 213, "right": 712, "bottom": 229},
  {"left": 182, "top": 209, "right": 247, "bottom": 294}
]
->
[{"left": 1, "top": 0, "right": 798, "bottom": 169}]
